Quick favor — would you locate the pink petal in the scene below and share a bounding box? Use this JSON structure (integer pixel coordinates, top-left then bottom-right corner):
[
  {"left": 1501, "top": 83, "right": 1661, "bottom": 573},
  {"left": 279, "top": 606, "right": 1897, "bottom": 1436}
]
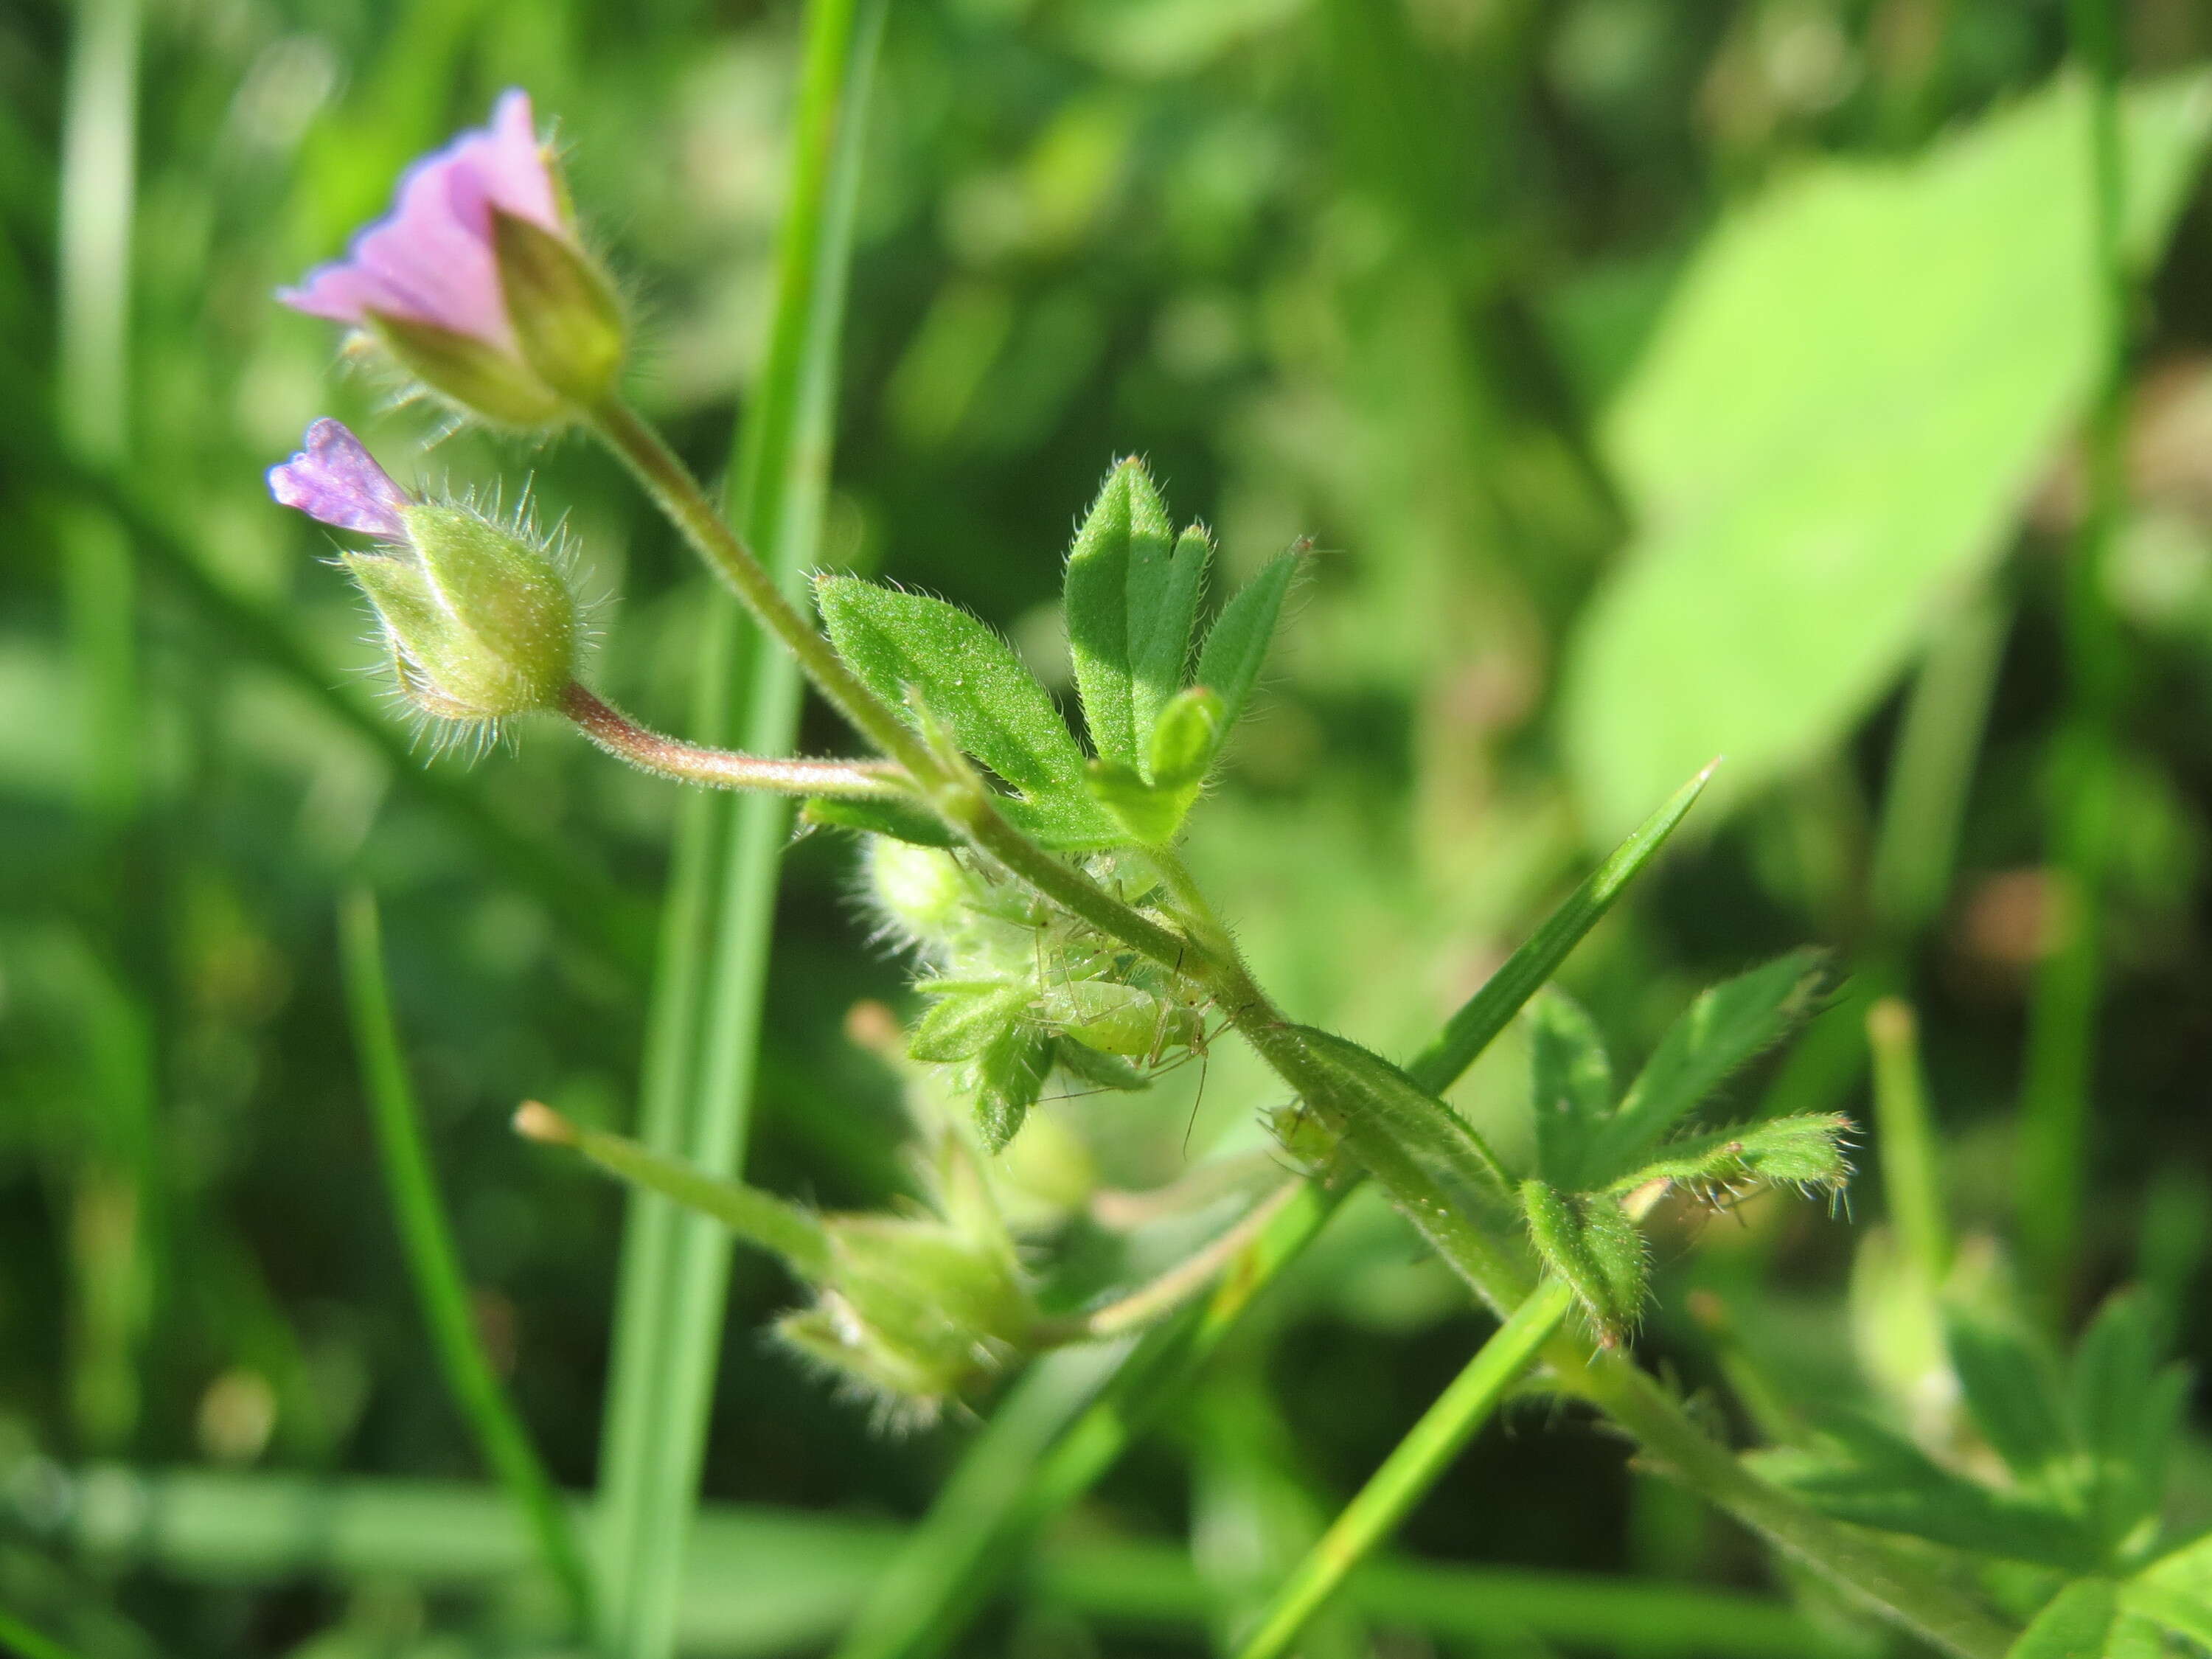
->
[
  {"left": 276, "top": 89, "right": 565, "bottom": 350},
  {"left": 268, "top": 419, "right": 413, "bottom": 540}
]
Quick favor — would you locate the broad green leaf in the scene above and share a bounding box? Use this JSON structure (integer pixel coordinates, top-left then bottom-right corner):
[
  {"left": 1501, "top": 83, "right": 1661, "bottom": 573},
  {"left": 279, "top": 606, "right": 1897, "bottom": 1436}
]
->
[
  {"left": 1582, "top": 949, "right": 1829, "bottom": 1186},
  {"left": 1563, "top": 72, "right": 2212, "bottom": 839},
  {"left": 816, "top": 579, "right": 1106, "bottom": 828},
  {"left": 1522, "top": 1179, "right": 1646, "bottom": 1340},
  {"left": 1751, "top": 1413, "right": 2096, "bottom": 1570},
  {"left": 1130, "top": 525, "right": 1212, "bottom": 769},
  {"left": 1194, "top": 549, "right": 1300, "bottom": 742},
  {"left": 1946, "top": 1307, "right": 2076, "bottom": 1500},
  {"left": 2127, "top": 1531, "right": 2212, "bottom": 1647},
  {"left": 1063, "top": 459, "right": 1172, "bottom": 770},
  {"left": 1620, "top": 1112, "right": 1851, "bottom": 1196},
  {"left": 908, "top": 982, "right": 1032, "bottom": 1065},
  {"left": 1526, "top": 990, "right": 1614, "bottom": 1189},
  {"left": 2008, "top": 1580, "right": 2124, "bottom": 1659}
]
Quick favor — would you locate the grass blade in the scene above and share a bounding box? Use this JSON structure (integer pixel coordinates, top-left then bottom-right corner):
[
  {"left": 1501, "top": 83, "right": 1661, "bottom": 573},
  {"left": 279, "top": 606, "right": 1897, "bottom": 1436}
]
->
[
  {"left": 591, "top": 4, "right": 887, "bottom": 1655},
  {"left": 832, "top": 767, "right": 1713, "bottom": 1659},
  {"left": 33, "top": 1464, "right": 1874, "bottom": 1658},
  {"left": 336, "top": 889, "right": 595, "bottom": 1635},
  {"left": 1230, "top": 1278, "right": 1575, "bottom": 1659}
]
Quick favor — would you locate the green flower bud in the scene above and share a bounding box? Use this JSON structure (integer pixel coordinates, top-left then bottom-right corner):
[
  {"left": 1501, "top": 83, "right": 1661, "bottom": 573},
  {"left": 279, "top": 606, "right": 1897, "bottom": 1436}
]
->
[
  {"left": 866, "top": 838, "right": 980, "bottom": 952},
  {"left": 779, "top": 1213, "right": 1034, "bottom": 1408},
  {"left": 344, "top": 503, "right": 577, "bottom": 725}
]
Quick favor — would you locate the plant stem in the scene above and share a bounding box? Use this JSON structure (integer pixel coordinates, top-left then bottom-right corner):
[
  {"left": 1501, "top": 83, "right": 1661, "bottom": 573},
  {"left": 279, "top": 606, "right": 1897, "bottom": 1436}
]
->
[
  {"left": 558, "top": 682, "right": 902, "bottom": 797},
  {"left": 831, "top": 768, "right": 1712, "bottom": 1659},
  {"left": 1231, "top": 1279, "right": 1575, "bottom": 1659},
  {"left": 587, "top": 395, "right": 928, "bottom": 777},
  {"left": 2017, "top": 1, "right": 2132, "bottom": 1316},
  {"left": 1866, "top": 998, "right": 1951, "bottom": 1285},
  {"left": 338, "top": 891, "right": 596, "bottom": 1636},
  {"left": 515, "top": 1104, "right": 832, "bottom": 1279},
  {"left": 1035, "top": 1179, "right": 1304, "bottom": 1344}
]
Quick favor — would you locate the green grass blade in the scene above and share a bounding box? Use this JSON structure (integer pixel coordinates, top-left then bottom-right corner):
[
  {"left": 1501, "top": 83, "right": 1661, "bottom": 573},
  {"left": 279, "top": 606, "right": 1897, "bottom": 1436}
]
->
[
  {"left": 1406, "top": 759, "right": 1716, "bottom": 1093},
  {"left": 35, "top": 1464, "right": 1873, "bottom": 1658},
  {"left": 336, "top": 889, "right": 596, "bottom": 1635},
  {"left": 833, "top": 768, "right": 1712, "bottom": 1659},
  {"left": 1231, "top": 1278, "right": 1575, "bottom": 1659},
  {"left": 591, "top": 4, "right": 887, "bottom": 1655}
]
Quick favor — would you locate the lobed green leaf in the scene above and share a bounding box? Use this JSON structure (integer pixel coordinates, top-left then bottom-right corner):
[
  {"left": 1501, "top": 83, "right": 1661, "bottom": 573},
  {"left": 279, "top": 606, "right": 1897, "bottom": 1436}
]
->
[
  {"left": 1751, "top": 1413, "right": 2096, "bottom": 1571},
  {"left": 1192, "top": 549, "right": 1299, "bottom": 753},
  {"left": 1581, "top": 947, "right": 1829, "bottom": 1189}
]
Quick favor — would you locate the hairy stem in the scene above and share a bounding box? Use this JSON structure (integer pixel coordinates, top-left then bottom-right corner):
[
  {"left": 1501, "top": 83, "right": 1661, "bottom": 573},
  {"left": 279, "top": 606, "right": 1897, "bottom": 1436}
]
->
[
  {"left": 586, "top": 397, "right": 931, "bottom": 776},
  {"left": 1034, "top": 1179, "right": 1304, "bottom": 1345},
  {"left": 559, "top": 682, "right": 902, "bottom": 797}
]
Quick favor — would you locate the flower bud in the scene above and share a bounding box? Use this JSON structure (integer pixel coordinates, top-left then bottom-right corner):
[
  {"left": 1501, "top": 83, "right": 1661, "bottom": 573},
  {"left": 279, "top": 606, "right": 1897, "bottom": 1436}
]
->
[
  {"left": 347, "top": 504, "right": 577, "bottom": 723},
  {"left": 779, "top": 1212, "right": 1034, "bottom": 1408},
  {"left": 778, "top": 1135, "right": 1036, "bottom": 1415}
]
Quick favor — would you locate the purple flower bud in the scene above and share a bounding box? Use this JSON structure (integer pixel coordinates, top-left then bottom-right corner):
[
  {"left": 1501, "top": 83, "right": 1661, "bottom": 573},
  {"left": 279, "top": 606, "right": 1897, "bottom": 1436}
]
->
[
  {"left": 267, "top": 419, "right": 413, "bottom": 541},
  {"left": 279, "top": 90, "right": 562, "bottom": 354}
]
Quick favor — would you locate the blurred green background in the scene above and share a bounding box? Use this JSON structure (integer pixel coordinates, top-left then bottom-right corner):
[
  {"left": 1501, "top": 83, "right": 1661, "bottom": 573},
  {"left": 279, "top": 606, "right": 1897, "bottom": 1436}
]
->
[{"left": 4, "top": 0, "right": 2212, "bottom": 1654}]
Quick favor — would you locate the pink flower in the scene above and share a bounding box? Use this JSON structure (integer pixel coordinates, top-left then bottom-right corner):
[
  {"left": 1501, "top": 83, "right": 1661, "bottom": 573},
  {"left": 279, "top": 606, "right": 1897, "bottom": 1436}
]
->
[
  {"left": 268, "top": 419, "right": 413, "bottom": 540},
  {"left": 279, "top": 89, "right": 563, "bottom": 354}
]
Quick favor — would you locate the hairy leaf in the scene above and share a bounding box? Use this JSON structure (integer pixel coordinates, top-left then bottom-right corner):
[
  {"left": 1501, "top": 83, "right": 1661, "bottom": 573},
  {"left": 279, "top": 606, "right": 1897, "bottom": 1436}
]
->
[
  {"left": 1526, "top": 990, "right": 1614, "bottom": 1189},
  {"left": 1620, "top": 1112, "right": 1851, "bottom": 1197},
  {"left": 817, "top": 579, "right": 1107, "bottom": 835},
  {"left": 1063, "top": 459, "right": 1172, "bottom": 770},
  {"left": 908, "top": 981, "right": 1032, "bottom": 1065},
  {"left": 1582, "top": 948, "right": 1829, "bottom": 1187},
  {"left": 1131, "top": 526, "right": 1213, "bottom": 767},
  {"left": 1522, "top": 1178, "right": 1646, "bottom": 1340},
  {"left": 1193, "top": 549, "right": 1299, "bottom": 745},
  {"left": 974, "top": 1023, "right": 1053, "bottom": 1151}
]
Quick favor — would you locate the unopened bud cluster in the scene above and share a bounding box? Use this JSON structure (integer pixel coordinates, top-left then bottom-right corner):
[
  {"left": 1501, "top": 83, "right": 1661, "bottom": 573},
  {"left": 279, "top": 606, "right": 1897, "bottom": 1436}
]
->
[
  {"left": 778, "top": 1134, "right": 1037, "bottom": 1416},
  {"left": 865, "top": 838, "right": 1206, "bottom": 1149}
]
